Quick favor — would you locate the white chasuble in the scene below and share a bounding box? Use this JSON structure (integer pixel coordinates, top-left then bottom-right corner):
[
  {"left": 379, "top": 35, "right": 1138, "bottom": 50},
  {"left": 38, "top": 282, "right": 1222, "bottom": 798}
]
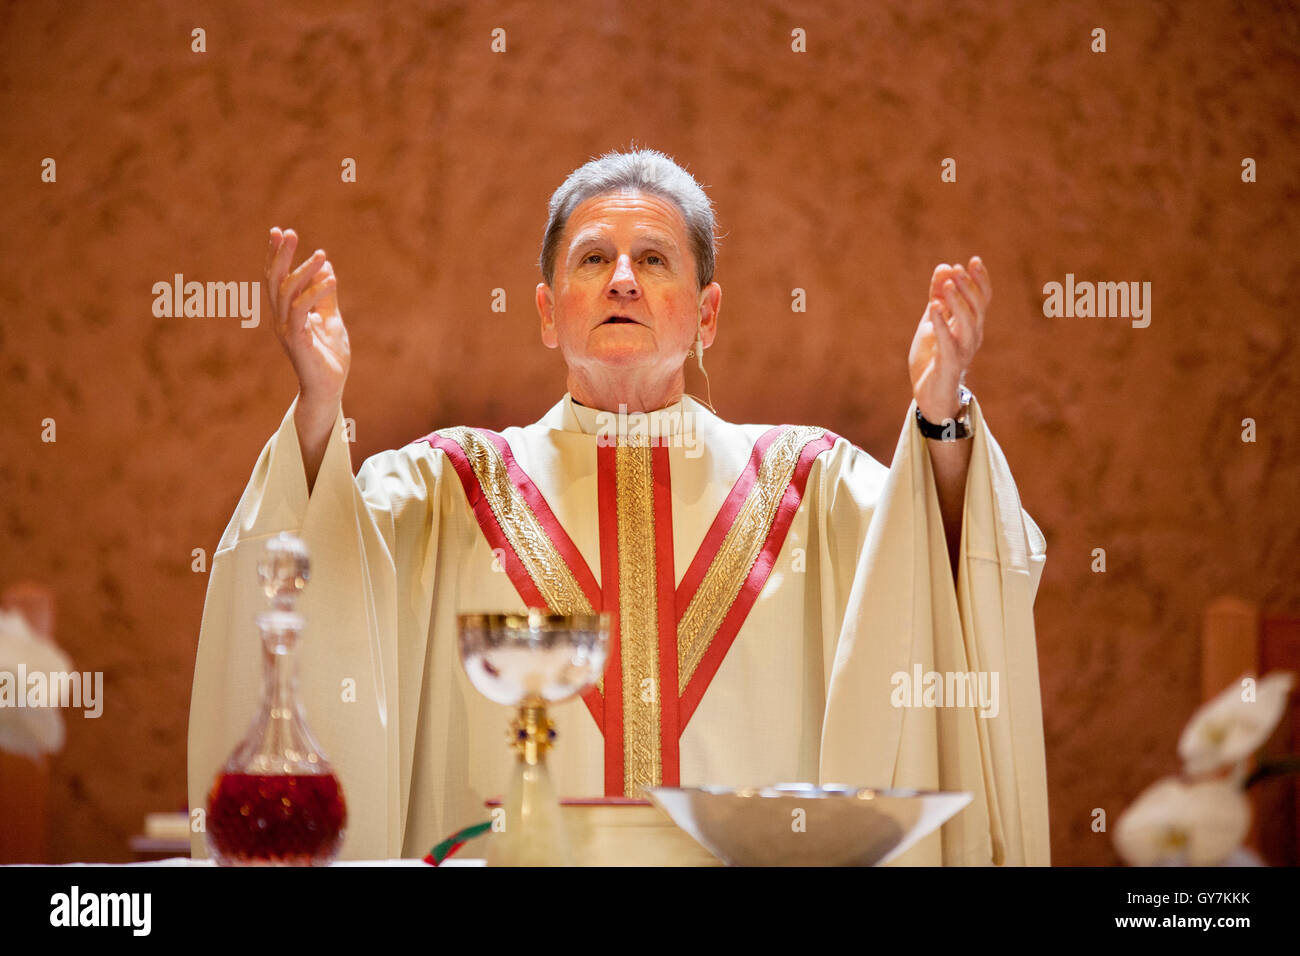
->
[{"left": 187, "top": 393, "right": 1049, "bottom": 865}]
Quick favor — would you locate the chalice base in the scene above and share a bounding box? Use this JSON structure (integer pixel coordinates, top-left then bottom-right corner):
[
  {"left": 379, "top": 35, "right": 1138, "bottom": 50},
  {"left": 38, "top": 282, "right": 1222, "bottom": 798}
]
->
[{"left": 485, "top": 759, "right": 574, "bottom": 867}]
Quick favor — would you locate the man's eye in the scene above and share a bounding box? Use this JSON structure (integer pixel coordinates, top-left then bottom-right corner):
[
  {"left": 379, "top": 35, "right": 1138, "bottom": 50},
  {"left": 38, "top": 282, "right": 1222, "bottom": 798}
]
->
[
  {"left": 645, "top": 254, "right": 664, "bottom": 265},
  {"left": 582, "top": 253, "right": 603, "bottom": 264}
]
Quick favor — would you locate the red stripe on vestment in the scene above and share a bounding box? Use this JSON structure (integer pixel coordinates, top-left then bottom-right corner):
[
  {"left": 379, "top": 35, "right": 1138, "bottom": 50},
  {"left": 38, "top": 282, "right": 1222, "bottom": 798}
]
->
[
  {"left": 596, "top": 442, "right": 624, "bottom": 796},
  {"left": 676, "top": 428, "right": 839, "bottom": 730},
  {"left": 652, "top": 442, "right": 681, "bottom": 787}
]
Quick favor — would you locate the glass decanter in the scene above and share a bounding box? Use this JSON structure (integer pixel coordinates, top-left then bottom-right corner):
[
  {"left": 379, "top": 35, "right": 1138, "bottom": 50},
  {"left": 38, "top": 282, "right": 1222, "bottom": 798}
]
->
[{"left": 205, "top": 532, "right": 347, "bottom": 865}]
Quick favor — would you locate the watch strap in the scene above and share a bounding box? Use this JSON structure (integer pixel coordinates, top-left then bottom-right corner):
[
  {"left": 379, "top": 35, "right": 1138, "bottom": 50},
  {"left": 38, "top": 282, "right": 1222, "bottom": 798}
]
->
[{"left": 915, "top": 386, "right": 973, "bottom": 440}]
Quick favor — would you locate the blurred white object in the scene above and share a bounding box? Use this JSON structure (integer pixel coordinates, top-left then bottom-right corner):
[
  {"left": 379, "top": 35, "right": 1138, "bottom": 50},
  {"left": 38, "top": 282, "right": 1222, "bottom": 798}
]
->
[
  {"left": 1113, "top": 777, "right": 1251, "bottom": 866},
  {"left": 1178, "top": 671, "right": 1295, "bottom": 777},
  {"left": 0, "top": 608, "right": 73, "bottom": 759}
]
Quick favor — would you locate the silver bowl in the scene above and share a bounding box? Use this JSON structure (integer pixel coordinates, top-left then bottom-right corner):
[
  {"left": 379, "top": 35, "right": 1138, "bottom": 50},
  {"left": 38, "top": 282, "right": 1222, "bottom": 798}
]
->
[
  {"left": 645, "top": 783, "right": 973, "bottom": 866},
  {"left": 457, "top": 610, "right": 609, "bottom": 706}
]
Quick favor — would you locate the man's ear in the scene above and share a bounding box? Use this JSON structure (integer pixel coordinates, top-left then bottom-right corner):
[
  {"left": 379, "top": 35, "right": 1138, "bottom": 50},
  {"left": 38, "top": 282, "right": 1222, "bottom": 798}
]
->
[
  {"left": 697, "top": 281, "right": 721, "bottom": 349},
  {"left": 537, "top": 282, "right": 558, "bottom": 349}
]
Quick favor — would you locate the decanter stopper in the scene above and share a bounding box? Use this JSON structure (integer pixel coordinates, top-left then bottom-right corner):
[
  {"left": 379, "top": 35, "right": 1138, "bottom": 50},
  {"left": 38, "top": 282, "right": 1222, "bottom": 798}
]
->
[{"left": 258, "top": 532, "right": 310, "bottom": 611}]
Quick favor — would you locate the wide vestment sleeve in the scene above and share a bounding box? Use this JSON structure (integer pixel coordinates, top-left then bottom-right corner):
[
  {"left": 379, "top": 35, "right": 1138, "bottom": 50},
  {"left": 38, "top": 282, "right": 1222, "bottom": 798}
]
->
[
  {"left": 818, "top": 396, "right": 1050, "bottom": 866},
  {"left": 187, "top": 395, "right": 444, "bottom": 860}
]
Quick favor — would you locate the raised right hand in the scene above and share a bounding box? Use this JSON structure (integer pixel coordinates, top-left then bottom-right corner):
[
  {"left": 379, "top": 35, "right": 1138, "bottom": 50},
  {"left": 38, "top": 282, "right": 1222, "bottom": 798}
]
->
[{"left": 265, "top": 227, "right": 350, "bottom": 408}]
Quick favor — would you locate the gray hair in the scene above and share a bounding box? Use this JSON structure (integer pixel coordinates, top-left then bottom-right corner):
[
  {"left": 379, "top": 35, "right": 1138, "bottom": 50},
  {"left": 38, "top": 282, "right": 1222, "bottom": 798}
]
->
[{"left": 539, "top": 147, "right": 718, "bottom": 290}]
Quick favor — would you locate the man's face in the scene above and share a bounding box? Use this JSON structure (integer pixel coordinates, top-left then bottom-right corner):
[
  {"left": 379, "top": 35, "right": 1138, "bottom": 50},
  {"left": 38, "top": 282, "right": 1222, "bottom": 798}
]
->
[{"left": 537, "top": 189, "right": 720, "bottom": 400}]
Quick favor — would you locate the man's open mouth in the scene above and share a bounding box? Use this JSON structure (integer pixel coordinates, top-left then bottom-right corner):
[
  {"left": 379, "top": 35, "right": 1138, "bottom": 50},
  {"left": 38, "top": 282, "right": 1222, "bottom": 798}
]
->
[{"left": 603, "top": 315, "right": 640, "bottom": 325}]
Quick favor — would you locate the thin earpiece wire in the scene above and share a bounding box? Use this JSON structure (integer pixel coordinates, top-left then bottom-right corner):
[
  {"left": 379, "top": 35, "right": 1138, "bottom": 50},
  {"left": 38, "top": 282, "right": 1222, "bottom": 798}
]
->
[{"left": 685, "top": 330, "right": 716, "bottom": 413}]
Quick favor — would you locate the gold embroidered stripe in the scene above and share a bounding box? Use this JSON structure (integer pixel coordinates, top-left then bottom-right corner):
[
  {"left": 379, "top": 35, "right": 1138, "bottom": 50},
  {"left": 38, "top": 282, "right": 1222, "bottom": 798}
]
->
[
  {"left": 617, "top": 441, "right": 662, "bottom": 795},
  {"left": 434, "top": 427, "right": 594, "bottom": 616},
  {"left": 677, "top": 426, "right": 826, "bottom": 691}
]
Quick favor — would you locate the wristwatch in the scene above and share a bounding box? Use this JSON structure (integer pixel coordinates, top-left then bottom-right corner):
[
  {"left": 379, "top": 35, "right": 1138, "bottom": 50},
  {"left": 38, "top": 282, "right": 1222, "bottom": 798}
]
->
[{"left": 915, "top": 385, "right": 973, "bottom": 441}]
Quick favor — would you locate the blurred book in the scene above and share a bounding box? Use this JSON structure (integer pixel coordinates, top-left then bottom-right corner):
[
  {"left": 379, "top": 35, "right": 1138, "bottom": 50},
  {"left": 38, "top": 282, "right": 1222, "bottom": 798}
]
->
[
  {"left": 129, "top": 811, "right": 192, "bottom": 859},
  {"left": 143, "top": 811, "right": 190, "bottom": 841}
]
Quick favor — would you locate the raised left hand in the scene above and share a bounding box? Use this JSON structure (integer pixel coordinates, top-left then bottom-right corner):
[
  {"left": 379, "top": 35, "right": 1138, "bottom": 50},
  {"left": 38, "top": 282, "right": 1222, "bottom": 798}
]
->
[{"left": 908, "top": 256, "right": 991, "bottom": 423}]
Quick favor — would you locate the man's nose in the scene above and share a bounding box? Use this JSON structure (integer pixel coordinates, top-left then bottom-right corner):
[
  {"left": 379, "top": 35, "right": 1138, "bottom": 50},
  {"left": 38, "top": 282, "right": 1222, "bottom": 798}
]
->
[{"left": 607, "top": 254, "right": 639, "bottom": 296}]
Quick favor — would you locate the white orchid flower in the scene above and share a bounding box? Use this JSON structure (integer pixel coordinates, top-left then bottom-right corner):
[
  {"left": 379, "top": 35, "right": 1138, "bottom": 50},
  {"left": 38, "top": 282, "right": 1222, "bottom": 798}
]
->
[
  {"left": 1179, "top": 671, "right": 1295, "bottom": 777},
  {"left": 0, "top": 608, "right": 73, "bottom": 758},
  {"left": 1114, "top": 776, "right": 1251, "bottom": 866}
]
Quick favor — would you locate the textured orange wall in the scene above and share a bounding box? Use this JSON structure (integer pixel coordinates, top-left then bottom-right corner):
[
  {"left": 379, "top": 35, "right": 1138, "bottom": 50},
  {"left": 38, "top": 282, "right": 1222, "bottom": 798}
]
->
[{"left": 0, "top": 0, "right": 1296, "bottom": 864}]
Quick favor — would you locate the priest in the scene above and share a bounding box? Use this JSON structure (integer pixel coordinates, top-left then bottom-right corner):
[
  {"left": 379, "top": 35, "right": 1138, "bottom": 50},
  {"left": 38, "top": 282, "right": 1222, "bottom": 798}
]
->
[{"left": 187, "top": 148, "right": 1050, "bottom": 865}]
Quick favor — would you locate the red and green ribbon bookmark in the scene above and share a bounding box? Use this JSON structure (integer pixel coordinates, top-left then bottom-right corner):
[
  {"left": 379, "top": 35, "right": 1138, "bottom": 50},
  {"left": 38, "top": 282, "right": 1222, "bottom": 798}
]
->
[{"left": 424, "top": 821, "right": 493, "bottom": 866}]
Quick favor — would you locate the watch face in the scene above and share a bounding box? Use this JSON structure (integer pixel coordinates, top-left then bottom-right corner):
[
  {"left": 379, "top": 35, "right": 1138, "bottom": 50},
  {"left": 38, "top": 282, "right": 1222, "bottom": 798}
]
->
[{"left": 955, "top": 387, "right": 972, "bottom": 424}]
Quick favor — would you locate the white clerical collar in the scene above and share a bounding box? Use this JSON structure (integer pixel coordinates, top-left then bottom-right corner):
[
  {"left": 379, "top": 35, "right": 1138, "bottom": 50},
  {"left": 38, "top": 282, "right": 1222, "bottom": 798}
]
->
[{"left": 562, "top": 392, "right": 689, "bottom": 436}]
